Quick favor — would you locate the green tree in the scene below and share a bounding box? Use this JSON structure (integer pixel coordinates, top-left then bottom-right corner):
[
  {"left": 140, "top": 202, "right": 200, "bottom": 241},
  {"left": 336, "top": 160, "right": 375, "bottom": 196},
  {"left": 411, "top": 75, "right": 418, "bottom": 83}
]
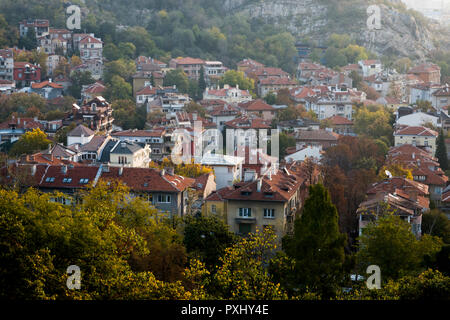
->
[
  {"left": 9, "top": 128, "right": 51, "bottom": 157},
  {"left": 163, "top": 69, "right": 190, "bottom": 94},
  {"left": 357, "top": 215, "right": 443, "bottom": 281},
  {"left": 183, "top": 216, "right": 236, "bottom": 270},
  {"left": 283, "top": 184, "right": 347, "bottom": 298},
  {"left": 106, "top": 76, "right": 132, "bottom": 101},
  {"left": 68, "top": 71, "right": 95, "bottom": 99},
  {"left": 198, "top": 66, "right": 206, "bottom": 100},
  {"left": 422, "top": 210, "right": 450, "bottom": 244},
  {"left": 264, "top": 92, "right": 277, "bottom": 105},
  {"left": 436, "top": 129, "right": 448, "bottom": 171},
  {"left": 219, "top": 70, "right": 254, "bottom": 92},
  {"left": 213, "top": 228, "right": 287, "bottom": 299}
]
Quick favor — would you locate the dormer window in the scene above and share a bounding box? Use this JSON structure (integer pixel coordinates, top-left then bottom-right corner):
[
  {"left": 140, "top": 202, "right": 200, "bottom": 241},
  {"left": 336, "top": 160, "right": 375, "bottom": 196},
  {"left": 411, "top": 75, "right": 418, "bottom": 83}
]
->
[
  {"left": 45, "top": 177, "right": 55, "bottom": 183},
  {"left": 241, "top": 191, "right": 251, "bottom": 196},
  {"left": 79, "top": 178, "right": 89, "bottom": 184},
  {"left": 62, "top": 178, "right": 72, "bottom": 183}
]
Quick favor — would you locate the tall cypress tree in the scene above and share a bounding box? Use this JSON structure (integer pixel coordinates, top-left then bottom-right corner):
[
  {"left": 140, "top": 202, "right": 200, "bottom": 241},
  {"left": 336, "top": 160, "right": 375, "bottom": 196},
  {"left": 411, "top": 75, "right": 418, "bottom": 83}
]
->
[
  {"left": 198, "top": 66, "right": 206, "bottom": 100},
  {"left": 436, "top": 129, "right": 448, "bottom": 171},
  {"left": 282, "top": 183, "right": 347, "bottom": 298}
]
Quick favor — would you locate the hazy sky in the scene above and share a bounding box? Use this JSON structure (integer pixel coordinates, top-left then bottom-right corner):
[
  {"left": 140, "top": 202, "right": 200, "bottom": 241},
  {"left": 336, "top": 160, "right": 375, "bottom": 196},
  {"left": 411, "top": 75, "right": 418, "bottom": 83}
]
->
[{"left": 402, "top": 0, "right": 450, "bottom": 10}]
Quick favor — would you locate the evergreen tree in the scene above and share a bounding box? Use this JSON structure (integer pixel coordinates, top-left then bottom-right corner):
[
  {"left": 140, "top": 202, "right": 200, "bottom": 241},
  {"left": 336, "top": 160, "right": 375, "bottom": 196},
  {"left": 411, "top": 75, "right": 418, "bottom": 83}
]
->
[
  {"left": 436, "top": 129, "right": 448, "bottom": 171},
  {"left": 282, "top": 183, "right": 347, "bottom": 298},
  {"left": 198, "top": 66, "right": 206, "bottom": 100}
]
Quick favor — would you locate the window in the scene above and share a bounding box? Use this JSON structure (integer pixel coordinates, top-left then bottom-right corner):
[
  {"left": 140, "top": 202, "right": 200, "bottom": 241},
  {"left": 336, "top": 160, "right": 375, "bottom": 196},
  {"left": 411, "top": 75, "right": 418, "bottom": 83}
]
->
[
  {"left": 79, "top": 178, "right": 89, "bottom": 184},
  {"left": 239, "top": 208, "right": 252, "bottom": 218},
  {"left": 239, "top": 223, "right": 251, "bottom": 234},
  {"left": 211, "top": 204, "right": 217, "bottom": 213},
  {"left": 45, "top": 177, "right": 55, "bottom": 183},
  {"left": 62, "top": 178, "right": 72, "bottom": 183},
  {"left": 158, "top": 194, "right": 171, "bottom": 203},
  {"left": 264, "top": 208, "right": 275, "bottom": 219}
]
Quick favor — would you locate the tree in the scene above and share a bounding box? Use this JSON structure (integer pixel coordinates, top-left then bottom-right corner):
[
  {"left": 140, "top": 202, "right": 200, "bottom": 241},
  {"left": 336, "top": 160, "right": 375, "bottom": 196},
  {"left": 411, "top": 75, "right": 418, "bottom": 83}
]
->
[
  {"left": 9, "top": 128, "right": 51, "bottom": 157},
  {"left": 357, "top": 215, "right": 443, "bottom": 281},
  {"left": 184, "top": 102, "right": 206, "bottom": 118},
  {"left": 68, "top": 71, "right": 95, "bottom": 99},
  {"left": 283, "top": 184, "right": 347, "bottom": 298},
  {"left": 163, "top": 69, "right": 190, "bottom": 94},
  {"left": 219, "top": 70, "right": 254, "bottom": 92},
  {"left": 183, "top": 216, "right": 236, "bottom": 270},
  {"left": 422, "top": 210, "right": 450, "bottom": 244},
  {"left": 436, "top": 129, "right": 448, "bottom": 171},
  {"left": 106, "top": 75, "right": 132, "bottom": 101},
  {"left": 198, "top": 66, "right": 206, "bottom": 100},
  {"left": 213, "top": 228, "right": 287, "bottom": 299},
  {"left": 278, "top": 132, "right": 296, "bottom": 159},
  {"left": 264, "top": 92, "right": 276, "bottom": 105},
  {"left": 353, "top": 106, "right": 393, "bottom": 143}
]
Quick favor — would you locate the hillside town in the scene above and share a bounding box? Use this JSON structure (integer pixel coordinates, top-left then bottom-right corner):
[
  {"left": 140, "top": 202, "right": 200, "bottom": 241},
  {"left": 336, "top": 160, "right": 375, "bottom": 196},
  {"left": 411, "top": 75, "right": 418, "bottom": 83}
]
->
[{"left": 1, "top": 2, "right": 450, "bottom": 302}]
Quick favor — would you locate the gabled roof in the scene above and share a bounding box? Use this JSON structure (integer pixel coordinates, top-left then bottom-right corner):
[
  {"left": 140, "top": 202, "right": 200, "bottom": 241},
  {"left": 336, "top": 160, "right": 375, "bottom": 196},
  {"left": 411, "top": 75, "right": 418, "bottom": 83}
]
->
[
  {"left": 172, "top": 57, "right": 205, "bottom": 65},
  {"left": 295, "top": 129, "right": 339, "bottom": 141},
  {"left": 239, "top": 99, "right": 275, "bottom": 112},
  {"left": 68, "top": 124, "right": 95, "bottom": 137},
  {"left": 224, "top": 115, "right": 272, "bottom": 129},
  {"left": 79, "top": 35, "right": 102, "bottom": 44},
  {"left": 112, "top": 129, "right": 165, "bottom": 138},
  {"left": 326, "top": 115, "right": 353, "bottom": 125},
  {"left": 31, "top": 80, "right": 63, "bottom": 89},
  {"left": 394, "top": 126, "right": 438, "bottom": 137}
]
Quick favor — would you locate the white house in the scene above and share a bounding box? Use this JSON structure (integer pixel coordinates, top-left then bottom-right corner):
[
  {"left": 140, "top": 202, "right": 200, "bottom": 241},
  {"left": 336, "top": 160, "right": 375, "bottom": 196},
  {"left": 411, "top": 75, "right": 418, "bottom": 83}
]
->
[
  {"left": 67, "top": 124, "right": 95, "bottom": 146},
  {"left": 358, "top": 60, "right": 382, "bottom": 77},
  {"left": 203, "top": 84, "right": 252, "bottom": 104},
  {"left": 200, "top": 152, "right": 244, "bottom": 189}
]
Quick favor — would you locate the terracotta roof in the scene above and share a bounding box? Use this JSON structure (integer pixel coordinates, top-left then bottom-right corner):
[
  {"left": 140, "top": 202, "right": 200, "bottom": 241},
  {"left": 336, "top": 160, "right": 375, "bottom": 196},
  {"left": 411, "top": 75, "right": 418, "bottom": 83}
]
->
[
  {"left": 295, "top": 129, "right": 339, "bottom": 141},
  {"left": 239, "top": 99, "right": 275, "bottom": 111},
  {"left": 0, "top": 117, "right": 44, "bottom": 130},
  {"left": 79, "top": 35, "right": 102, "bottom": 44},
  {"left": 394, "top": 126, "right": 438, "bottom": 137},
  {"left": 224, "top": 115, "right": 272, "bottom": 129},
  {"left": 172, "top": 57, "right": 205, "bottom": 65},
  {"left": 208, "top": 104, "right": 240, "bottom": 117},
  {"left": 136, "top": 86, "right": 157, "bottom": 96},
  {"left": 367, "top": 177, "right": 429, "bottom": 196},
  {"left": 83, "top": 82, "right": 106, "bottom": 94},
  {"left": 326, "top": 115, "right": 353, "bottom": 125},
  {"left": 31, "top": 80, "right": 63, "bottom": 89},
  {"left": 111, "top": 129, "right": 165, "bottom": 138},
  {"left": 408, "top": 63, "right": 440, "bottom": 74},
  {"left": 100, "top": 167, "right": 194, "bottom": 192}
]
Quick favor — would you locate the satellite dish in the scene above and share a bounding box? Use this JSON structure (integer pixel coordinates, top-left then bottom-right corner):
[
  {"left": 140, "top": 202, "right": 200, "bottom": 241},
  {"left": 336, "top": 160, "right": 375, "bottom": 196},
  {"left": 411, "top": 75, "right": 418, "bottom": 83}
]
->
[{"left": 385, "top": 170, "right": 392, "bottom": 179}]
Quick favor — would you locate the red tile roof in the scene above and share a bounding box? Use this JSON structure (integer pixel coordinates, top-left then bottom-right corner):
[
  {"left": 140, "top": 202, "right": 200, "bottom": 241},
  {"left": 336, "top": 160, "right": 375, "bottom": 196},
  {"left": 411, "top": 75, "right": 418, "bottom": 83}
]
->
[
  {"left": 326, "top": 115, "right": 353, "bottom": 125},
  {"left": 224, "top": 115, "right": 272, "bottom": 129},
  {"left": 394, "top": 126, "right": 438, "bottom": 137},
  {"left": 239, "top": 99, "right": 275, "bottom": 111},
  {"left": 31, "top": 80, "right": 63, "bottom": 89}
]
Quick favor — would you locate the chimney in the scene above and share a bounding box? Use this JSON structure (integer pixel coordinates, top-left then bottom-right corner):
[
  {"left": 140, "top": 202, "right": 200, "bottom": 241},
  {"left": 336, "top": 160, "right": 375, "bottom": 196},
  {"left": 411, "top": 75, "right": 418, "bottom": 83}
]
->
[
  {"left": 166, "top": 167, "right": 174, "bottom": 176},
  {"left": 160, "top": 169, "right": 166, "bottom": 176},
  {"left": 61, "top": 165, "right": 67, "bottom": 174},
  {"left": 257, "top": 178, "right": 262, "bottom": 192},
  {"left": 31, "top": 164, "right": 37, "bottom": 176},
  {"left": 119, "top": 166, "right": 123, "bottom": 176}
]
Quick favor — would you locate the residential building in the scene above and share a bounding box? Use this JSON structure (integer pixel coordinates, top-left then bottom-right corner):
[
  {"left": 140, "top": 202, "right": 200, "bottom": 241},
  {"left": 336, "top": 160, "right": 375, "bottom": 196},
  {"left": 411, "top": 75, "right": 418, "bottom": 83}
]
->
[
  {"left": 0, "top": 49, "right": 14, "bottom": 81},
  {"left": 200, "top": 151, "right": 244, "bottom": 189},
  {"left": 0, "top": 116, "right": 44, "bottom": 145},
  {"left": 358, "top": 59, "right": 382, "bottom": 77},
  {"left": 67, "top": 124, "right": 95, "bottom": 146},
  {"left": 109, "top": 140, "right": 151, "bottom": 168},
  {"left": 111, "top": 128, "right": 167, "bottom": 160},
  {"left": 19, "top": 19, "right": 49, "bottom": 37},
  {"left": 408, "top": 63, "right": 441, "bottom": 84},
  {"left": 71, "top": 59, "right": 103, "bottom": 80},
  {"left": 65, "top": 97, "right": 114, "bottom": 133},
  {"left": 295, "top": 129, "right": 339, "bottom": 150},
  {"left": 325, "top": 115, "right": 354, "bottom": 135},
  {"left": 209, "top": 104, "right": 241, "bottom": 131},
  {"left": 169, "top": 57, "right": 205, "bottom": 80},
  {"left": 203, "top": 85, "right": 252, "bottom": 104},
  {"left": 14, "top": 62, "right": 41, "bottom": 87},
  {"left": 396, "top": 112, "right": 440, "bottom": 129},
  {"left": 258, "top": 77, "right": 298, "bottom": 97},
  {"left": 409, "top": 83, "right": 443, "bottom": 105},
  {"left": 285, "top": 145, "right": 322, "bottom": 163},
  {"left": 30, "top": 80, "right": 63, "bottom": 99},
  {"left": 277, "top": 119, "right": 320, "bottom": 133},
  {"left": 357, "top": 176, "right": 429, "bottom": 238},
  {"left": 394, "top": 126, "right": 438, "bottom": 156},
  {"left": 81, "top": 82, "right": 107, "bottom": 101},
  {"left": 237, "top": 58, "right": 264, "bottom": 73},
  {"left": 204, "top": 61, "right": 227, "bottom": 84},
  {"left": 432, "top": 85, "right": 450, "bottom": 109},
  {"left": 78, "top": 35, "right": 103, "bottom": 61},
  {"left": 204, "top": 162, "right": 317, "bottom": 239},
  {"left": 238, "top": 99, "right": 277, "bottom": 121}
]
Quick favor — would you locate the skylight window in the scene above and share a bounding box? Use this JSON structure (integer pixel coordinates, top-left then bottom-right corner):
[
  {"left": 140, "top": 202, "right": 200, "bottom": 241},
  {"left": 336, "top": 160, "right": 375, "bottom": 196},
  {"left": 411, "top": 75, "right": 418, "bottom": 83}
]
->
[
  {"left": 62, "top": 178, "right": 72, "bottom": 183},
  {"left": 79, "top": 178, "right": 89, "bottom": 184},
  {"left": 45, "top": 177, "right": 55, "bottom": 183}
]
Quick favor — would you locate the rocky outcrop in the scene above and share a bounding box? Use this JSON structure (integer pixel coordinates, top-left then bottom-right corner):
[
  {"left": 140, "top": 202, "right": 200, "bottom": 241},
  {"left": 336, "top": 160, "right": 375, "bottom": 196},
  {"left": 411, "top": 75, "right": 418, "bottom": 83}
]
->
[{"left": 223, "top": 0, "right": 438, "bottom": 60}]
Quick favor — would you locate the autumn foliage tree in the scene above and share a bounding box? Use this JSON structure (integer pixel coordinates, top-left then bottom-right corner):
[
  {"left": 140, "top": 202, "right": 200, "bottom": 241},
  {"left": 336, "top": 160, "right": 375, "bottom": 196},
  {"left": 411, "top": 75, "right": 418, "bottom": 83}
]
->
[{"left": 9, "top": 128, "right": 51, "bottom": 157}]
